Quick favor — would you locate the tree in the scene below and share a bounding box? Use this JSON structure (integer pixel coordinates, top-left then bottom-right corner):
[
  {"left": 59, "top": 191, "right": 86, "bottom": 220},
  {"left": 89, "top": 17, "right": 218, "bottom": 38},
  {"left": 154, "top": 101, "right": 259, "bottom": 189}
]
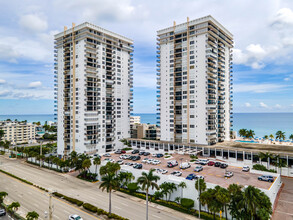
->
[
  {"left": 246, "top": 129, "right": 255, "bottom": 139},
  {"left": 216, "top": 187, "right": 230, "bottom": 220},
  {"left": 99, "top": 172, "right": 118, "bottom": 215},
  {"left": 195, "top": 179, "right": 206, "bottom": 215},
  {"left": 289, "top": 134, "right": 293, "bottom": 141},
  {"left": 0, "top": 129, "right": 5, "bottom": 141},
  {"left": 26, "top": 211, "right": 39, "bottom": 220},
  {"left": 8, "top": 201, "right": 20, "bottom": 212},
  {"left": 228, "top": 184, "right": 244, "bottom": 220},
  {"left": 118, "top": 172, "right": 134, "bottom": 188},
  {"left": 269, "top": 134, "right": 274, "bottom": 139},
  {"left": 264, "top": 135, "right": 268, "bottom": 140},
  {"left": 178, "top": 181, "right": 187, "bottom": 199},
  {"left": 276, "top": 130, "right": 285, "bottom": 140},
  {"left": 52, "top": 157, "right": 60, "bottom": 169},
  {"left": 82, "top": 158, "right": 92, "bottom": 173},
  {"left": 0, "top": 192, "right": 8, "bottom": 203},
  {"left": 238, "top": 129, "right": 247, "bottom": 138},
  {"left": 137, "top": 169, "right": 160, "bottom": 220},
  {"left": 127, "top": 182, "right": 140, "bottom": 194},
  {"left": 93, "top": 157, "right": 101, "bottom": 175},
  {"left": 159, "top": 182, "right": 177, "bottom": 201},
  {"left": 258, "top": 152, "right": 273, "bottom": 169}
]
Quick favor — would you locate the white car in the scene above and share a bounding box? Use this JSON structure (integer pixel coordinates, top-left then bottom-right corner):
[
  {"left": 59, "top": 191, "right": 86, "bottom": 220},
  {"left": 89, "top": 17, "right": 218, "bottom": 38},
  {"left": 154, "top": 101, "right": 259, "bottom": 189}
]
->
[
  {"left": 103, "top": 153, "right": 111, "bottom": 157},
  {"left": 171, "top": 171, "right": 182, "bottom": 176},
  {"left": 161, "top": 169, "right": 168, "bottom": 174},
  {"left": 104, "top": 158, "right": 114, "bottom": 163},
  {"left": 151, "top": 160, "right": 161, "bottom": 165},
  {"left": 142, "top": 158, "right": 149, "bottom": 163},
  {"left": 69, "top": 214, "right": 83, "bottom": 220},
  {"left": 179, "top": 162, "right": 191, "bottom": 169},
  {"left": 125, "top": 162, "right": 134, "bottom": 166},
  {"left": 195, "top": 175, "right": 205, "bottom": 180},
  {"left": 119, "top": 155, "right": 126, "bottom": 159},
  {"left": 155, "top": 168, "right": 167, "bottom": 174},
  {"left": 225, "top": 171, "right": 234, "bottom": 178},
  {"left": 242, "top": 166, "right": 250, "bottom": 172},
  {"left": 117, "top": 160, "right": 124, "bottom": 165},
  {"left": 147, "top": 159, "right": 154, "bottom": 164}
]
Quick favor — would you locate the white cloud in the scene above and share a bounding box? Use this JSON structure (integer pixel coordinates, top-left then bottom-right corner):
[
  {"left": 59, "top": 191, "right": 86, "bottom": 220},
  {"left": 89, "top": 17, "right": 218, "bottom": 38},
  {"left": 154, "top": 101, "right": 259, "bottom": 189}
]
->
[
  {"left": 260, "top": 102, "right": 268, "bottom": 108},
  {"left": 0, "top": 90, "right": 10, "bottom": 97},
  {"left": 271, "top": 8, "right": 293, "bottom": 28},
  {"left": 29, "top": 81, "right": 42, "bottom": 88},
  {"left": 275, "top": 104, "right": 282, "bottom": 109},
  {"left": 245, "top": 102, "right": 251, "bottom": 107},
  {"left": 19, "top": 14, "right": 48, "bottom": 32},
  {"left": 0, "top": 79, "right": 6, "bottom": 84},
  {"left": 233, "top": 83, "right": 287, "bottom": 93},
  {"left": 284, "top": 77, "right": 290, "bottom": 81}
]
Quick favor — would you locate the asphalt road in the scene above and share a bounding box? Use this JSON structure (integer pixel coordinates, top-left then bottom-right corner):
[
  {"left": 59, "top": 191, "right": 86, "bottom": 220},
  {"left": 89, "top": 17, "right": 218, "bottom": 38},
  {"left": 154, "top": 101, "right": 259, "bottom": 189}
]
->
[
  {"left": 0, "top": 156, "right": 195, "bottom": 220},
  {"left": 0, "top": 172, "right": 100, "bottom": 220}
]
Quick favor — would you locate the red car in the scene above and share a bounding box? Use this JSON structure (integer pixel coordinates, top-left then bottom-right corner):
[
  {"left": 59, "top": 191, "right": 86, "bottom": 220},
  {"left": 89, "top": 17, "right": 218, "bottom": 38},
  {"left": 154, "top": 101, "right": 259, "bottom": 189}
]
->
[
  {"left": 121, "top": 150, "right": 126, "bottom": 154},
  {"left": 208, "top": 161, "right": 215, "bottom": 166}
]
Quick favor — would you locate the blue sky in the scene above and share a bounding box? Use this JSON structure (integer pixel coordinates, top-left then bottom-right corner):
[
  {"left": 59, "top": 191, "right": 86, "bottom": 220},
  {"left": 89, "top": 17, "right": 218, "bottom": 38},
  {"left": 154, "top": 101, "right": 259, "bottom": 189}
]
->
[{"left": 0, "top": 0, "right": 293, "bottom": 114}]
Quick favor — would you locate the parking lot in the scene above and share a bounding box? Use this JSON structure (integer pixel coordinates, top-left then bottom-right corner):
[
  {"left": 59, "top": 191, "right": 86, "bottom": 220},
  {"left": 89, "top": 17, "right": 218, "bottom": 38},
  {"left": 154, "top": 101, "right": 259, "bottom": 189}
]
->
[{"left": 102, "top": 151, "right": 273, "bottom": 190}]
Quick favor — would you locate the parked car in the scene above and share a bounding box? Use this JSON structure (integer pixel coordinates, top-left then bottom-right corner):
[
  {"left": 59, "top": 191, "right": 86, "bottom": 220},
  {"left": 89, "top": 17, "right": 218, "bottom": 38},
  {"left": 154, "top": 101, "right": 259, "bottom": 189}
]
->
[
  {"left": 180, "top": 162, "right": 191, "bottom": 169},
  {"left": 156, "top": 154, "right": 164, "bottom": 158},
  {"left": 142, "top": 158, "right": 149, "bottom": 163},
  {"left": 133, "top": 164, "right": 143, "bottom": 169},
  {"left": 196, "top": 159, "right": 209, "bottom": 165},
  {"left": 125, "top": 162, "right": 134, "bottom": 166},
  {"left": 224, "top": 171, "right": 234, "bottom": 178},
  {"left": 132, "top": 150, "right": 139, "bottom": 154},
  {"left": 171, "top": 171, "right": 182, "bottom": 176},
  {"left": 214, "top": 162, "right": 222, "bottom": 167},
  {"left": 0, "top": 209, "right": 6, "bottom": 217},
  {"left": 115, "top": 150, "right": 122, "bottom": 154},
  {"left": 194, "top": 165, "right": 203, "bottom": 172},
  {"left": 121, "top": 150, "right": 126, "bottom": 154},
  {"left": 220, "top": 163, "right": 228, "bottom": 169},
  {"left": 242, "top": 166, "right": 250, "bottom": 172},
  {"left": 155, "top": 168, "right": 168, "bottom": 174},
  {"left": 132, "top": 156, "right": 141, "bottom": 161},
  {"left": 186, "top": 174, "right": 197, "bottom": 180},
  {"left": 167, "top": 160, "right": 178, "bottom": 168},
  {"left": 151, "top": 160, "right": 161, "bottom": 165},
  {"left": 194, "top": 175, "right": 205, "bottom": 180},
  {"left": 103, "top": 153, "right": 111, "bottom": 157},
  {"left": 258, "top": 175, "right": 274, "bottom": 182},
  {"left": 117, "top": 160, "right": 124, "bottom": 165},
  {"left": 104, "top": 158, "right": 114, "bottom": 163},
  {"left": 144, "top": 152, "right": 150, "bottom": 156},
  {"left": 139, "top": 151, "right": 145, "bottom": 155},
  {"left": 69, "top": 214, "right": 83, "bottom": 220},
  {"left": 208, "top": 161, "right": 215, "bottom": 166},
  {"left": 147, "top": 159, "right": 154, "bottom": 164}
]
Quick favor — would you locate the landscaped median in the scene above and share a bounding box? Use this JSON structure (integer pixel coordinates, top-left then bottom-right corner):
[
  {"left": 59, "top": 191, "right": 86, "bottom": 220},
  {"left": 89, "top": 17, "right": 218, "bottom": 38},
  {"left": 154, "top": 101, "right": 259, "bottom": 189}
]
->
[{"left": 0, "top": 169, "right": 128, "bottom": 220}]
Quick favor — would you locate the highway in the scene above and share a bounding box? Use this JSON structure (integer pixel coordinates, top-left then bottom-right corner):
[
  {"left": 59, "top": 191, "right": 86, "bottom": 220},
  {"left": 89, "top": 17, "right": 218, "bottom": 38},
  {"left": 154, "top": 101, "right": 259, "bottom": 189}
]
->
[{"left": 0, "top": 156, "right": 195, "bottom": 220}]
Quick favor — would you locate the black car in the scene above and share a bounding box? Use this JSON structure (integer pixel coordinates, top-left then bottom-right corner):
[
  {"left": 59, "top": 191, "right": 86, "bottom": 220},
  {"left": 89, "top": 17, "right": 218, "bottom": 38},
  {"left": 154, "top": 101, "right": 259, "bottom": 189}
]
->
[
  {"left": 132, "top": 150, "right": 139, "bottom": 154},
  {"left": 143, "top": 152, "right": 150, "bottom": 156},
  {"left": 156, "top": 153, "right": 164, "bottom": 158},
  {"left": 139, "top": 151, "right": 145, "bottom": 155},
  {"left": 214, "top": 162, "right": 222, "bottom": 167},
  {"left": 220, "top": 163, "right": 228, "bottom": 169},
  {"left": 0, "top": 209, "right": 6, "bottom": 217},
  {"left": 129, "top": 156, "right": 135, "bottom": 160},
  {"left": 133, "top": 164, "right": 143, "bottom": 169},
  {"left": 132, "top": 156, "right": 141, "bottom": 161}
]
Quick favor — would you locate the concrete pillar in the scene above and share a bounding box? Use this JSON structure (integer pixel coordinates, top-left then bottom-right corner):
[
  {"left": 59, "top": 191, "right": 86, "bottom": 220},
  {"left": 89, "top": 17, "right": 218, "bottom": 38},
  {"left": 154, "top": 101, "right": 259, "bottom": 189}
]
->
[
  {"left": 251, "top": 152, "right": 253, "bottom": 164},
  {"left": 236, "top": 150, "right": 237, "bottom": 160},
  {"left": 228, "top": 149, "right": 229, "bottom": 160},
  {"left": 243, "top": 151, "right": 245, "bottom": 161},
  {"left": 221, "top": 149, "right": 223, "bottom": 158}
]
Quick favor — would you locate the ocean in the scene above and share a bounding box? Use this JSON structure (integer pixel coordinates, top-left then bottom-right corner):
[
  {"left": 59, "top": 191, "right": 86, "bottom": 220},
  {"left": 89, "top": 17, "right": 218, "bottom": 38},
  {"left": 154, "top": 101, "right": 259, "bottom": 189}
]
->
[{"left": 0, "top": 113, "right": 292, "bottom": 138}]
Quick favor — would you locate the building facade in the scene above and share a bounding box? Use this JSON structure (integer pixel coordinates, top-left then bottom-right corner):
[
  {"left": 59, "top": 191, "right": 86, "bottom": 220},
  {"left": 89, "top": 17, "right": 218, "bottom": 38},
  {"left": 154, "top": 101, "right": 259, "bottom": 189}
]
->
[
  {"left": 156, "top": 16, "right": 233, "bottom": 145},
  {"left": 130, "top": 116, "right": 141, "bottom": 125},
  {"left": 130, "top": 123, "right": 159, "bottom": 140},
  {"left": 54, "top": 22, "right": 133, "bottom": 156},
  {"left": 0, "top": 121, "right": 36, "bottom": 145}
]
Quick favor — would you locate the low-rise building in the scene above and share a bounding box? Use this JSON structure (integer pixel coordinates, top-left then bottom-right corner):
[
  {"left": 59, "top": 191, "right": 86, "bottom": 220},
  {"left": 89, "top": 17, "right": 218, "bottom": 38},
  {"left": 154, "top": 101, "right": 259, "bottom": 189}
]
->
[
  {"left": 130, "top": 116, "right": 141, "bottom": 125},
  {"left": 0, "top": 121, "right": 37, "bottom": 145},
  {"left": 130, "top": 124, "right": 159, "bottom": 140}
]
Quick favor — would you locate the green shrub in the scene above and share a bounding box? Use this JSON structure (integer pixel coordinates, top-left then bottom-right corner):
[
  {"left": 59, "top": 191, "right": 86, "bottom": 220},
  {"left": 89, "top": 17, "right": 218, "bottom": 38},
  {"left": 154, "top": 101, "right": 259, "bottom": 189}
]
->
[
  {"left": 0, "top": 169, "right": 33, "bottom": 185},
  {"left": 122, "top": 147, "right": 132, "bottom": 151},
  {"left": 253, "top": 164, "right": 277, "bottom": 173},
  {"left": 0, "top": 151, "right": 5, "bottom": 155},
  {"left": 181, "top": 198, "right": 194, "bottom": 209},
  {"left": 53, "top": 192, "right": 83, "bottom": 206},
  {"left": 127, "top": 183, "right": 139, "bottom": 193},
  {"left": 97, "top": 208, "right": 108, "bottom": 215},
  {"left": 83, "top": 203, "right": 97, "bottom": 213}
]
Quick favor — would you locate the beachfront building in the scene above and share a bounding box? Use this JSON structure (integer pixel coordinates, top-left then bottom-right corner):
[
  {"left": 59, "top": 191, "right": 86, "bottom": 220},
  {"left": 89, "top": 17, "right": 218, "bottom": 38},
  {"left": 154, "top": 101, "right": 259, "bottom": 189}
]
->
[
  {"left": 130, "top": 116, "right": 141, "bottom": 125},
  {"left": 54, "top": 22, "right": 133, "bottom": 156},
  {"left": 130, "top": 123, "right": 159, "bottom": 140},
  {"left": 0, "top": 121, "right": 36, "bottom": 145},
  {"left": 156, "top": 15, "right": 233, "bottom": 145}
]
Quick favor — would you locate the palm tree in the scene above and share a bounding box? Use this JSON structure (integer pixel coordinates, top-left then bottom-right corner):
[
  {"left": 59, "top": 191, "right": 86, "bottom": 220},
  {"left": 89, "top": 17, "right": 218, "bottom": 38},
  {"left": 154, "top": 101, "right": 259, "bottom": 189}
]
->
[
  {"left": 0, "top": 192, "right": 8, "bottom": 203},
  {"left": 93, "top": 157, "right": 101, "bottom": 175},
  {"left": 216, "top": 187, "right": 230, "bottom": 219},
  {"left": 269, "top": 134, "right": 274, "bottom": 140},
  {"left": 99, "top": 172, "right": 118, "bottom": 215},
  {"left": 276, "top": 130, "right": 286, "bottom": 140},
  {"left": 289, "top": 134, "right": 293, "bottom": 141},
  {"left": 258, "top": 152, "right": 273, "bottom": 169},
  {"left": 178, "top": 181, "right": 187, "bottom": 199},
  {"left": 264, "top": 135, "right": 268, "bottom": 140},
  {"left": 195, "top": 179, "right": 206, "bottom": 215},
  {"left": 118, "top": 172, "right": 134, "bottom": 188},
  {"left": 8, "top": 201, "right": 20, "bottom": 212},
  {"left": 228, "top": 184, "right": 244, "bottom": 220},
  {"left": 82, "top": 158, "right": 92, "bottom": 173},
  {"left": 238, "top": 129, "right": 247, "bottom": 138},
  {"left": 26, "top": 211, "right": 39, "bottom": 220},
  {"left": 137, "top": 169, "right": 160, "bottom": 220},
  {"left": 0, "top": 129, "right": 5, "bottom": 141},
  {"left": 246, "top": 130, "right": 255, "bottom": 139}
]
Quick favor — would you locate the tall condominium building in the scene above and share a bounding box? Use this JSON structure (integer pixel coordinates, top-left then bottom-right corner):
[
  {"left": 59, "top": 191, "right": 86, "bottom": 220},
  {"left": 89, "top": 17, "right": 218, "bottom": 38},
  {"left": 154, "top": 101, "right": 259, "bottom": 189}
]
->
[
  {"left": 0, "top": 121, "right": 36, "bottom": 145},
  {"left": 156, "top": 16, "right": 233, "bottom": 145},
  {"left": 54, "top": 22, "right": 133, "bottom": 156}
]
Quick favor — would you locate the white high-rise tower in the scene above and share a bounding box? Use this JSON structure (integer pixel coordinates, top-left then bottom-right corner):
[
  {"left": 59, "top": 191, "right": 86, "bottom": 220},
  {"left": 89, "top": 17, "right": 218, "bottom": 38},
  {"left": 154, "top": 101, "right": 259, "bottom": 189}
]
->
[
  {"left": 54, "top": 22, "right": 133, "bottom": 156},
  {"left": 156, "top": 16, "right": 233, "bottom": 145}
]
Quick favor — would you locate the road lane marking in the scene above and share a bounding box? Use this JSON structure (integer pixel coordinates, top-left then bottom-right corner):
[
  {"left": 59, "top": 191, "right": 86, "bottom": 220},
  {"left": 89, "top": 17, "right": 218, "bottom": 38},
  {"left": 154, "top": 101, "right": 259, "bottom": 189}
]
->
[
  {"left": 275, "top": 211, "right": 293, "bottom": 216},
  {"left": 152, "top": 214, "right": 161, "bottom": 218},
  {"left": 114, "top": 206, "right": 122, "bottom": 210}
]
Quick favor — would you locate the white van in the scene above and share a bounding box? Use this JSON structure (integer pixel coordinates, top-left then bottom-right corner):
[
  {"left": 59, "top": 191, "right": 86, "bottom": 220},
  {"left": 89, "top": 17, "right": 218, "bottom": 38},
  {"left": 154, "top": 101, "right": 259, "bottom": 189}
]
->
[{"left": 179, "top": 162, "right": 191, "bottom": 169}]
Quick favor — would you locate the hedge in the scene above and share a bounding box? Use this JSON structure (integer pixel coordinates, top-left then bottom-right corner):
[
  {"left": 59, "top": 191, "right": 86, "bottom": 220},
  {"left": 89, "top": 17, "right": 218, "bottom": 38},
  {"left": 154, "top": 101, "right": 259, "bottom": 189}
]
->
[
  {"left": 83, "top": 203, "right": 97, "bottom": 212},
  {"left": 53, "top": 192, "right": 83, "bottom": 206},
  {"left": 0, "top": 169, "right": 34, "bottom": 185},
  {"left": 26, "top": 161, "right": 66, "bottom": 173},
  {"left": 253, "top": 164, "right": 277, "bottom": 173},
  {"left": 181, "top": 198, "right": 194, "bottom": 209}
]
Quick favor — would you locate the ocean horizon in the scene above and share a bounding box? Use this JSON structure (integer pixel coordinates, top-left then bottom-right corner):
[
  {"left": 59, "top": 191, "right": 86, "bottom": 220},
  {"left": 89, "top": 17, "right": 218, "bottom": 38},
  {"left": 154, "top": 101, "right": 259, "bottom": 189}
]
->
[{"left": 0, "top": 113, "right": 292, "bottom": 138}]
